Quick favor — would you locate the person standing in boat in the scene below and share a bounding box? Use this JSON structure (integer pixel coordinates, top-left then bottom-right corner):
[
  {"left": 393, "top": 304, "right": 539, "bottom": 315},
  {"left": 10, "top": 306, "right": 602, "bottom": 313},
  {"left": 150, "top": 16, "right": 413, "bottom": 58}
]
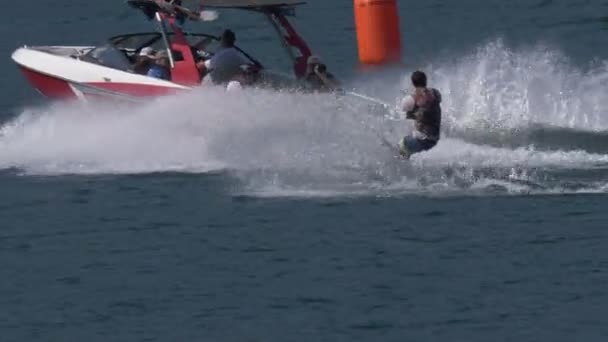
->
[
  {"left": 198, "top": 29, "right": 249, "bottom": 84},
  {"left": 398, "top": 70, "right": 442, "bottom": 159}
]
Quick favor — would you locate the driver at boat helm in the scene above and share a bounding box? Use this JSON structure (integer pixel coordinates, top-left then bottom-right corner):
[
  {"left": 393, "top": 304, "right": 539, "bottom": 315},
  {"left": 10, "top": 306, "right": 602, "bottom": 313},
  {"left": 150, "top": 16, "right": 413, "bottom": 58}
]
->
[
  {"left": 133, "top": 47, "right": 156, "bottom": 75},
  {"left": 304, "top": 55, "right": 341, "bottom": 92},
  {"left": 146, "top": 50, "right": 172, "bottom": 81},
  {"left": 197, "top": 29, "right": 249, "bottom": 85}
]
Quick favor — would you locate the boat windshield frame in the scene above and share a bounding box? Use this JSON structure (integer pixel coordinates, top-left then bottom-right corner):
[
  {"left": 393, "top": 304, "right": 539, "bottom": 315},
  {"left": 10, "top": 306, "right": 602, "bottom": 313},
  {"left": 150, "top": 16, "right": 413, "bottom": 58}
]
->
[
  {"left": 80, "top": 31, "right": 263, "bottom": 72},
  {"left": 108, "top": 32, "right": 221, "bottom": 56}
]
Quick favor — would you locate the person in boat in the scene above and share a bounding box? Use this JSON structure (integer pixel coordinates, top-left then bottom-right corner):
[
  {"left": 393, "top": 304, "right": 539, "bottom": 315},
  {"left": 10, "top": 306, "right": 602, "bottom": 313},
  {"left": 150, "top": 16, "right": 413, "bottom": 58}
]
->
[
  {"left": 304, "top": 55, "right": 341, "bottom": 92},
  {"left": 226, "top": 80, "right": 243, "bottom": 92},
  {"left": 133, "top": 47, "right": 156, "bottom": 75},
  {"left": 146, "top": 50, "right": 171, "bottom": 81},
  {"left": 198, "top": 29, "right": 249, "bottom": 85},
  {"left": 398, "top": 70, "right": 442, "bottom": 159}
]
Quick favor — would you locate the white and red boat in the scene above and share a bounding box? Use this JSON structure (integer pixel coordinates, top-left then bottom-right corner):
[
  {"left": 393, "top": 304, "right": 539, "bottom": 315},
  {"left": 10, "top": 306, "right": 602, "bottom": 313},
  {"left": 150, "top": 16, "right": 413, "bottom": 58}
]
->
[{"left": 11, "top": 0, "right": 314, "bottom": 101}]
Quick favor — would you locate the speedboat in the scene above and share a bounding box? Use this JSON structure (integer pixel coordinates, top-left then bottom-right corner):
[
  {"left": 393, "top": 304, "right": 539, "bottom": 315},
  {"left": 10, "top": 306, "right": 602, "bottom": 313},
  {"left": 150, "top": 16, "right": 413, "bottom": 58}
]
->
[{"left": 11, "top": 0, "right": 315, "bottom": 101}]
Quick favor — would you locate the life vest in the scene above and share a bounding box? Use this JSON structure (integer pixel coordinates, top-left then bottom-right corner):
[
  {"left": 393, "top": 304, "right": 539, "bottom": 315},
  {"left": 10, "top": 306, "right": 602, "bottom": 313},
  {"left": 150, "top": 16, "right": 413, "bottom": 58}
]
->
[{"left": 410, "top": 88, "right": 442, "bottom": 141}]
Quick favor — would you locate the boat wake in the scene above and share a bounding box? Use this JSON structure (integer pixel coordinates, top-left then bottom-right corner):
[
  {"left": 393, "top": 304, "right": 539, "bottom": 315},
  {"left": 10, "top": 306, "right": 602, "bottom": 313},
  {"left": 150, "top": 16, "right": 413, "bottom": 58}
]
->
[{"left": 1, "top": 41, "right": 607, "bottom": 197}]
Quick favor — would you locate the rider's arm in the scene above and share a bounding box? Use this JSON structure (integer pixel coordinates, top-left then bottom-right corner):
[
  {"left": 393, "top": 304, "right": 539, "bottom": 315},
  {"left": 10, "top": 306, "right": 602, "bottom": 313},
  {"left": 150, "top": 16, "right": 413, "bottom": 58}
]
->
[{"left": 401, "top": 95, "right": 418, "bottom": 119}]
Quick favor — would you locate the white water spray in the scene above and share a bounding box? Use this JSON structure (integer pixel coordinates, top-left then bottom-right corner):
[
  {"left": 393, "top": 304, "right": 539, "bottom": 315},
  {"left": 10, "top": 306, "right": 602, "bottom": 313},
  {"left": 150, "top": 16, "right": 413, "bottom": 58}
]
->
[
  {"left": 430, "top": 40, "right": 608, "bottom": 132},
  {"left": 1, "top": 41, "right": 607, "bottom": 196}
]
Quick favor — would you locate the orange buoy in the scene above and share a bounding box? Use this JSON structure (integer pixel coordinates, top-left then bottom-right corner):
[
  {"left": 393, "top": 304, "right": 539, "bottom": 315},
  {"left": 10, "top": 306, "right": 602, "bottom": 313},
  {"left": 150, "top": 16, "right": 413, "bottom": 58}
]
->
[{"left": 354, "top": 0, "right": 402, "bottom": 65}]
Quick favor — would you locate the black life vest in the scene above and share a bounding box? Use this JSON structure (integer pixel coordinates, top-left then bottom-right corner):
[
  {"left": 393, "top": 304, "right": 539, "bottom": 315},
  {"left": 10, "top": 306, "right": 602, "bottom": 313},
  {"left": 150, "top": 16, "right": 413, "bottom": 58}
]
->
[{"left": 410, "top": 88, "right": 442, "bottom": 141}]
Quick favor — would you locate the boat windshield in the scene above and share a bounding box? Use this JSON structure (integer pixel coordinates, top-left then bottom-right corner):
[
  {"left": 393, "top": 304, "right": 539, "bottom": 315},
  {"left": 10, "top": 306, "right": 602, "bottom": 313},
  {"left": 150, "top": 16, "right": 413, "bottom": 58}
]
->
[
  {"left": 109, "top": 32, "right": 247, "bottom": 55},
  {"left": 80, "top": 44, "right": 133, "bottom": 71},
  {"left": 111, "top": 33, "right": 162, "bottom": 51},
  {"left": 79, "top": 32, "right": 260, "bottom": 72}
]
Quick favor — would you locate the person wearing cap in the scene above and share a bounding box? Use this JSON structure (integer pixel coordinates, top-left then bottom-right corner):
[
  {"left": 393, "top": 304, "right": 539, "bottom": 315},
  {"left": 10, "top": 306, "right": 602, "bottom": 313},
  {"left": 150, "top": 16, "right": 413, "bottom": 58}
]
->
[
  {"left": 146, "top": 50, "right": 171, "bottom": 81},
  {"left": 133, "top": 47, "right": 156, "bottom": 75},
  {"left": 226, "top": 80, "right": 243, "bottom": 92},
  {"left": 198, "top": 29, "right": 249, "bottom": 84},
  {"left": 397, "top": 70, "right": 442, "bottom": 159},
  {"left": 304, "top": 55, "right": 341, "bottom": 92}
]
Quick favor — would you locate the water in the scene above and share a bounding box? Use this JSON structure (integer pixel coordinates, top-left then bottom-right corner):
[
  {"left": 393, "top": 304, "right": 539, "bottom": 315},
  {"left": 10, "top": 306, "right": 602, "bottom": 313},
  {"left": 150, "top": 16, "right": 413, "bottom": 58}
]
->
[{"left": 1, "top": 0, "right": 608, "bottom": 341}]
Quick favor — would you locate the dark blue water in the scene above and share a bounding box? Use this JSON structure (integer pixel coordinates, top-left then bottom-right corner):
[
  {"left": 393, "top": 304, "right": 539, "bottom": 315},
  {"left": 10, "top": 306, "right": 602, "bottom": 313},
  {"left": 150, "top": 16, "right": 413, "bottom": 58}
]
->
[{"left": 2, "top": 1, "right": 608, "bottom": 341}]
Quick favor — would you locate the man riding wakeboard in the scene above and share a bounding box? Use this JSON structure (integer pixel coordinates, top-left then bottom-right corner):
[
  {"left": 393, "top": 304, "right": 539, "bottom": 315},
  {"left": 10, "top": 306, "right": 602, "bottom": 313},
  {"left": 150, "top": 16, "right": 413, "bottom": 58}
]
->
[{"left": 398, "top": 70, "right": 442, "bottom": 159}]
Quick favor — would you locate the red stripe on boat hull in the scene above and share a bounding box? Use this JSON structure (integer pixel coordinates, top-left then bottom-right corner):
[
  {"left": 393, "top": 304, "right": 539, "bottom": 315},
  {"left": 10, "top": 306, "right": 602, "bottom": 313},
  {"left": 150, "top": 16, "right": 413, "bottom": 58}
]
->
[
  {"left": 19, "top": 67, "right": 186, "bottom": 100},
  {"left": 19, "top": 67, "right": 76, "bottom": 99}
]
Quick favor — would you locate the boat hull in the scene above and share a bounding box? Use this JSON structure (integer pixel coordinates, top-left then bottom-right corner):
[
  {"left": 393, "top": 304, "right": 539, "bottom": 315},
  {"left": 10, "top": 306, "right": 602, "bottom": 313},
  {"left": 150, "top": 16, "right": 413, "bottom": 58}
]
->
[
  {"left": 12, "top": 46, "right": 190, "bottom": 101},
  {"left": 19, "top": 66, "right": 78, "bottom": 99}
]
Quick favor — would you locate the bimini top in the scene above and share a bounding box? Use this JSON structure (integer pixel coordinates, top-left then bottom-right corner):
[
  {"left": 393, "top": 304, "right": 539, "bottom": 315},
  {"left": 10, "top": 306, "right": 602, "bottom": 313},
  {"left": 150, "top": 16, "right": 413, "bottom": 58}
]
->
[{"left": 199, "top": 0, "right": 306, "bottom": 8}]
